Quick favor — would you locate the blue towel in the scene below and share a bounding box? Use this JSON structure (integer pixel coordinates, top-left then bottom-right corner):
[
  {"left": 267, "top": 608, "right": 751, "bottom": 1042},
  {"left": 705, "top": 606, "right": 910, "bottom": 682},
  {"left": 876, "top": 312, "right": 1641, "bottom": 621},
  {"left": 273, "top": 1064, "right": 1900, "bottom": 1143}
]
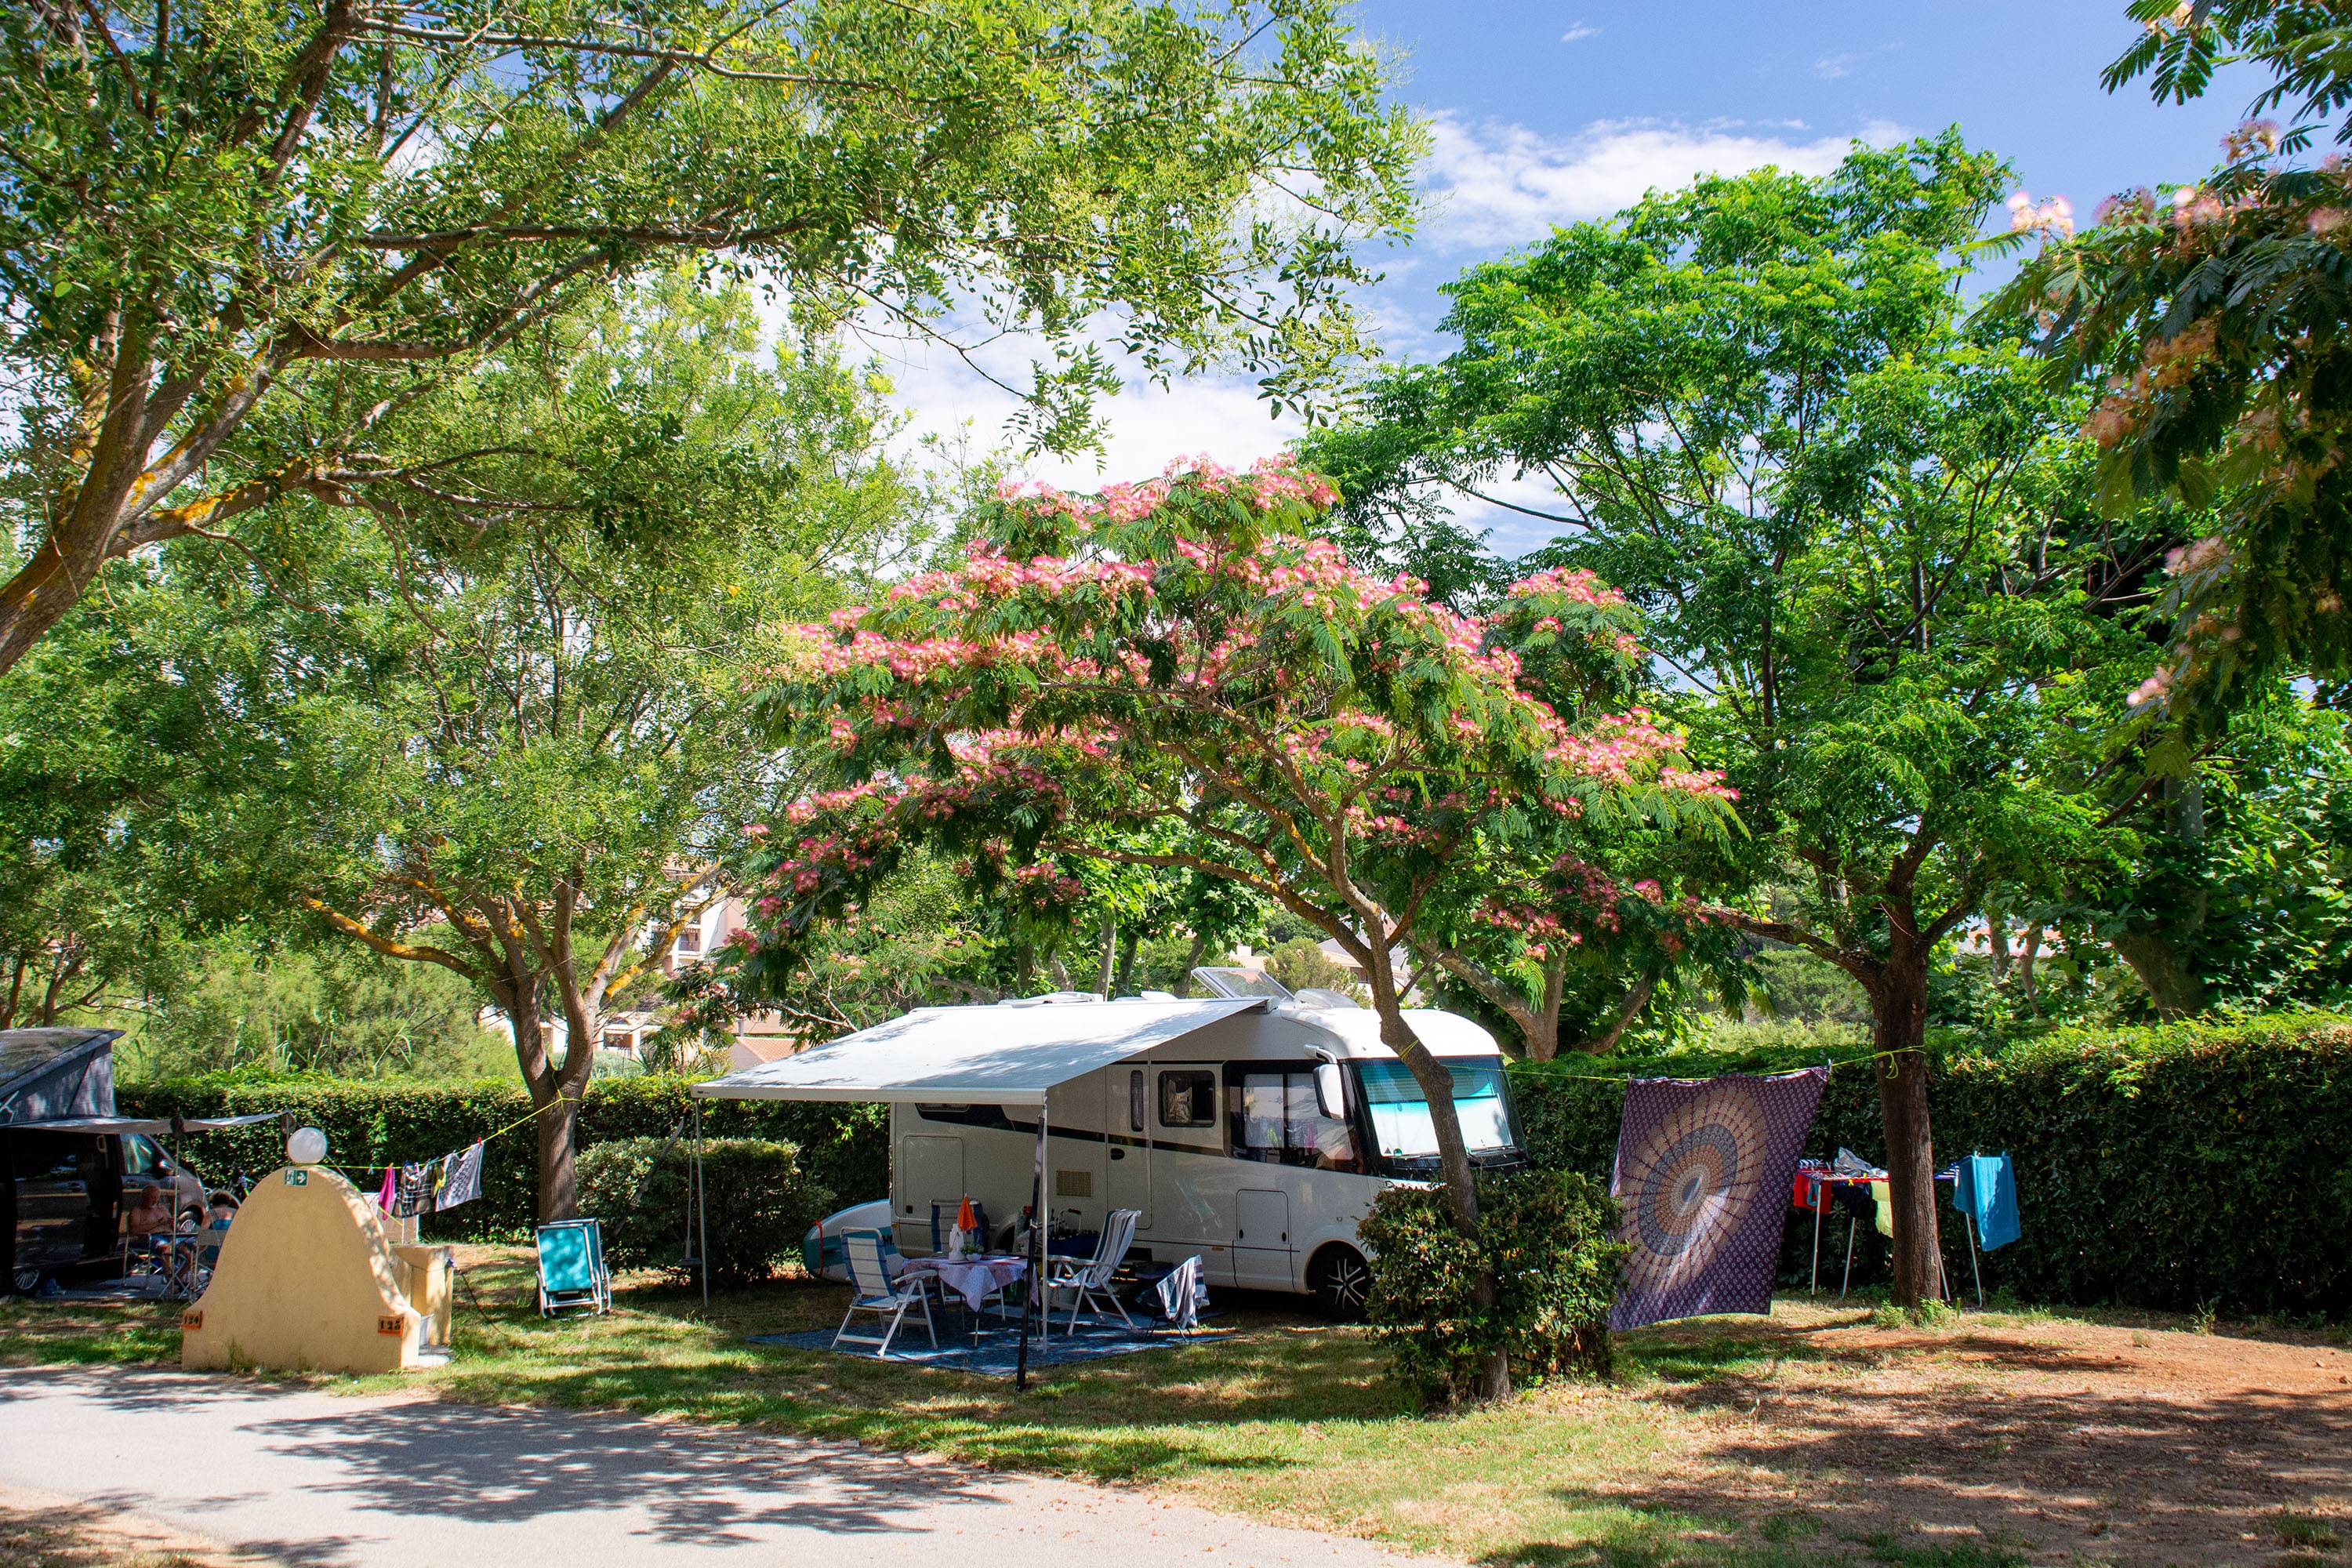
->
[{"left": 1954, "top": 1152, "right": 2020, "bottom": 1251}]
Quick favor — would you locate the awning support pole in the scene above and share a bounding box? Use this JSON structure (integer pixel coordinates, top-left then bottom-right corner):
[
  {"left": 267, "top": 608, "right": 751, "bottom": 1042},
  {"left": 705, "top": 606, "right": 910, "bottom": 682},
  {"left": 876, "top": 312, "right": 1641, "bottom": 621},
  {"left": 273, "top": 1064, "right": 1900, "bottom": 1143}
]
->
[
  {"left": 694, "top": 1098, "right": 709, "bottom": 1308},
  {"left": 1017, "top": 1094, "right": 1046, "bottom": 1392}
]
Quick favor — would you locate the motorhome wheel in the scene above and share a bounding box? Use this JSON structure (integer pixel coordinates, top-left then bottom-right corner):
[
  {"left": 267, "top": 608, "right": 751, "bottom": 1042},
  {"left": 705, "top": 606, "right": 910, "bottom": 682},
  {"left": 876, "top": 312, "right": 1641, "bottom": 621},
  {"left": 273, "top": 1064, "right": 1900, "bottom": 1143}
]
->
[{"left": 1308, "top": 1244, "right": 1371, "bottom": 1320}]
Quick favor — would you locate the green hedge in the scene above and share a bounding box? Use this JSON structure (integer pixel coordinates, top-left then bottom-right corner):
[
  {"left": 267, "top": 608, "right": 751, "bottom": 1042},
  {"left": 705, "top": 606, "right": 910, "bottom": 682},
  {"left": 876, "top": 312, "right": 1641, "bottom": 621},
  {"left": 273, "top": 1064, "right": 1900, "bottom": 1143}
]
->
[
  {"left": 117, "top": 1074, "right": 887, "bottom": 1242},
  {"left": 1511, "top": 1011, "right": 2352, "bottom": 1316},
  {"left": 578, "top": 1136, "right": 830, "bottom": 1286}
]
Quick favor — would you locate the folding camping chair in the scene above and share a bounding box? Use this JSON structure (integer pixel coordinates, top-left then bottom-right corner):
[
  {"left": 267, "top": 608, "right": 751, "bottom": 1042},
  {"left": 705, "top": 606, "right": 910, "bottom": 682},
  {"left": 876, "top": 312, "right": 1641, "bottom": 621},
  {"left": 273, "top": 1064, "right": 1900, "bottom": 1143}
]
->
[
  {"left": 536, "top": 1219, "right": 612, "bottom": 1316},
  {"left": 1045, "top": 1207, "right": 1140, "bottom": 1334},
  {"left": 833, "top": 1229, "right": 937, "bottom": 1357}
]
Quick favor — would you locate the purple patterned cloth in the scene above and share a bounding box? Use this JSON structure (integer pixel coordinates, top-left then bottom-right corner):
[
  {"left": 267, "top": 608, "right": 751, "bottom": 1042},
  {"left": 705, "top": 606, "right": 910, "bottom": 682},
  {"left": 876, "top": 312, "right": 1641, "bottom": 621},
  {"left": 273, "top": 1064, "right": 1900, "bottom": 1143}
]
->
[{"left": 1608, "top": 1066, "right": 1828, "bottom": 1330}]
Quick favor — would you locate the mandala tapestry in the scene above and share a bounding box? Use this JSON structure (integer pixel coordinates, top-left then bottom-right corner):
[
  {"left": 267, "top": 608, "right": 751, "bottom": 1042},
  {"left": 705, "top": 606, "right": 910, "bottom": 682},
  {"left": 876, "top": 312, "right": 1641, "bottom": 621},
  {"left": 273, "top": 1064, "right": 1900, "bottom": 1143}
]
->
[{"left": 1609, "top": 1066, "right": 1828, "bottom": 1330}]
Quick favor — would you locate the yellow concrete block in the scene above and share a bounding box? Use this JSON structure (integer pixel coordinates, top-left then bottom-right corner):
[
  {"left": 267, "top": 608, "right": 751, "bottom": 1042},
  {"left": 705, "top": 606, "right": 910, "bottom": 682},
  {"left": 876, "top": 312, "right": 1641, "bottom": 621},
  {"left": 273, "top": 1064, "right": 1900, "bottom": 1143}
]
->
[
  {"left": 393, "top": 1243, "right": 454, "bottom": 1348},
  {"left": 180, "top": 1165, "right": 423, "bottom": 1374}
]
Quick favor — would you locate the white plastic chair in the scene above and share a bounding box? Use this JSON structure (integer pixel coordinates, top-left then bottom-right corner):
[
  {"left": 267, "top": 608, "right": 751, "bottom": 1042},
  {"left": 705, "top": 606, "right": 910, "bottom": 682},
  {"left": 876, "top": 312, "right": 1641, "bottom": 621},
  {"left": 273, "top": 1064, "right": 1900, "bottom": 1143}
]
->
[
  {"left": 1045, "top": 1207, "right": 1140, "bottom": 1335},
  {"left": 833, "top": 1229, "right": 937, "bottom": 1356}
]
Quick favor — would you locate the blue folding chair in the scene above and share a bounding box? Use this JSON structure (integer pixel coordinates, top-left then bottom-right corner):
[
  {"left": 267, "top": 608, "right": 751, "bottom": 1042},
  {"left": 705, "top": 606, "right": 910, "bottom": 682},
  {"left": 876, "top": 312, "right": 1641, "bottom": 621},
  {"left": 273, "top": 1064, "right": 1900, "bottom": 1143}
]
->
[{"left": 536, "top": 1219, "right": 611, "bottom": 1316}]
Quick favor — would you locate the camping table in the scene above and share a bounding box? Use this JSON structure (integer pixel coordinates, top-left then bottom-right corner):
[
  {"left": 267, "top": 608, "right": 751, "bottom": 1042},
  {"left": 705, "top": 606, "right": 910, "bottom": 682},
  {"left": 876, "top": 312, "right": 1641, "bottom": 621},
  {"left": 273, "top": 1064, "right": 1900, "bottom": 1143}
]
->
[{"left": 903, "top": 1255, "right": 1029, "bottom": 1340}]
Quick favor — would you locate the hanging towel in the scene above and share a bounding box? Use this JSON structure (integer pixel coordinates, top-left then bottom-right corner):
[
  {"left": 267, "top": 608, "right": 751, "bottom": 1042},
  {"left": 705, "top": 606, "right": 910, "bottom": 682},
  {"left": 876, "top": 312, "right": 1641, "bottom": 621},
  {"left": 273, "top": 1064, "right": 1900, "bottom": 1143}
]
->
[
  {"left": 435, "top": 1143, "right": 485, "bottom": 1211},
  {"left": 1959, "top": 1152, "right": 2021, "bottom": 1250},
  {"left": 1873, "top": 1181, "right": 1896, "bottom": 1238},
  {"left": 376, "top": 1166, "right": 398, "bottom": 1210},
  {"left": 1154, "top": 1255, "right": 1209, "bottom": 1329}
]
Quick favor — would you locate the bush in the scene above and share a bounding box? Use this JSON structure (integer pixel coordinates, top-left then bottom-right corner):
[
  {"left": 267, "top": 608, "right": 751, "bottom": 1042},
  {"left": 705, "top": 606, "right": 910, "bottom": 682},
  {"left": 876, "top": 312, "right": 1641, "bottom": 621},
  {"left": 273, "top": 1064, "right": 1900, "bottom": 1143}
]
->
[
  {"left": 116, "top": 1073, "right": 887, "bottom": 1240},
  {"left": 1511, "top": 1010, "right": 2352, "bottom": 1316},
  {"left": 1357, "top": 1168, "right": 1625, "bottom": 1406},
  {"left": 576, "top": 1136, "right": 829, "bottom": 1286}
]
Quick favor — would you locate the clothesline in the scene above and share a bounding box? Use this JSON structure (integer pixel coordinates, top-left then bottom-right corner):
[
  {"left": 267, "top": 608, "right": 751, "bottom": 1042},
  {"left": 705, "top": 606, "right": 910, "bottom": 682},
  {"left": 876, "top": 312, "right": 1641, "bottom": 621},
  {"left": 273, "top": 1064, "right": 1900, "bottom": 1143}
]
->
[
  {"left": 307, "top": 1092, "right": 576, "bottom": 1175},
  {"left": 1528, "top": 1045, "right": 1917, "bottom": 1084}
]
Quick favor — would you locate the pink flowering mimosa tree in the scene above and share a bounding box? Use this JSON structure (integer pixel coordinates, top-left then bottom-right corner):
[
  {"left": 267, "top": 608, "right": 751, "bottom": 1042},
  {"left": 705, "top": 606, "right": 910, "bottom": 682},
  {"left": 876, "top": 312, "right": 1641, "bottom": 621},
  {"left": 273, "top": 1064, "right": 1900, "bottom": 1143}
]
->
[{"left": 734, "top": 457, "right": 1730, "bottom": 1394}]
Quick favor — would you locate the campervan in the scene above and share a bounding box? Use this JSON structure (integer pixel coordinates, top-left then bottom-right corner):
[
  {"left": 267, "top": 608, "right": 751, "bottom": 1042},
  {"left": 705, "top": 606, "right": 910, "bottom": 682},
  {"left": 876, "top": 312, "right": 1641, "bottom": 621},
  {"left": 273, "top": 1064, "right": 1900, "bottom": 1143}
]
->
[{"left": 883, "top": 971, "right": 1530, "bottom": 1317}]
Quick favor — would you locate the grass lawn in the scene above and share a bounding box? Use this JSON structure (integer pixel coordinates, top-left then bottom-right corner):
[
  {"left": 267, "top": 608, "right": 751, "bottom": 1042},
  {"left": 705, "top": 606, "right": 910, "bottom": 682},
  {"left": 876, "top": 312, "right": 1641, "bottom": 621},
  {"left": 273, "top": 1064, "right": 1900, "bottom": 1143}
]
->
[{"left": 5, "top": 1252, "right": 2348, "bottom": 1568}]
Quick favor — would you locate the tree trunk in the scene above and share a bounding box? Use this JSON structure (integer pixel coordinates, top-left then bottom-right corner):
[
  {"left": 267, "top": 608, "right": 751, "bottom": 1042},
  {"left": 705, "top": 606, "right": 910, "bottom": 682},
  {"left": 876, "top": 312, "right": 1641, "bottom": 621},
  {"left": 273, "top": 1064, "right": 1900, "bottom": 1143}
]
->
[
  {"left": 2109, "top": 929, "right": 2208, "bottom": 1020},
  {"left": 1114, "top": 927, "right": 1140, "bottom": 996},
  {"left": 1171, "top": 932, "right": 1207, "bottom": 996},
  {"left": 1576, "top": 966, "right": 1657, "bottom": 1056},
  {"left": 1866, "top": 947, "right": 1942, "bottom": 1308},
  {"left": 535, "top": 1085, "right": 580, "bottom": 1223},
  {"left": 1094, "top": 913, "right": 1117, "bottom": 996},
  {"left": 1370, "top": 975, "right": 1507, "bottom": 1400}
]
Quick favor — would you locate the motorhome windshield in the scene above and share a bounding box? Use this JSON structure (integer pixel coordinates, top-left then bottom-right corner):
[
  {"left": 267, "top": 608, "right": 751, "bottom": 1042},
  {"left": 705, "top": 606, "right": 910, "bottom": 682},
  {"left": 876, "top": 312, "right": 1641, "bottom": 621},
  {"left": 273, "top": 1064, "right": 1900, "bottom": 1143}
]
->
[{"left": 1356, "top": 1058, "right": 1524, "bottom": 1166}]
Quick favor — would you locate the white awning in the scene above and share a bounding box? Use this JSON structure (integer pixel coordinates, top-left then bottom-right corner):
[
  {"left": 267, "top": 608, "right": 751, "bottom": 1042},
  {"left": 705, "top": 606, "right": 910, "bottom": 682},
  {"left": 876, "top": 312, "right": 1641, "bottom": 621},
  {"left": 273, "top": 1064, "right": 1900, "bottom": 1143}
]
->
[
  {"left": 691, "top": 997, "right": 1267, "bottom": 1105},
  {"left": 17, "top": 1112, "right": 281, "bottom": 1134}
]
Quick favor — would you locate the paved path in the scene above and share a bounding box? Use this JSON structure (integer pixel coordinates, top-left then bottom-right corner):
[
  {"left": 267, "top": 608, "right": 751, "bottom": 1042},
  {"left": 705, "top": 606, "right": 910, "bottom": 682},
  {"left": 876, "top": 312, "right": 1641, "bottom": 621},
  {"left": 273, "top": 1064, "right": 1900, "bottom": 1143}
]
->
[{"left": 0, "top": 1367, "right": 1452, "bottom": 1568}]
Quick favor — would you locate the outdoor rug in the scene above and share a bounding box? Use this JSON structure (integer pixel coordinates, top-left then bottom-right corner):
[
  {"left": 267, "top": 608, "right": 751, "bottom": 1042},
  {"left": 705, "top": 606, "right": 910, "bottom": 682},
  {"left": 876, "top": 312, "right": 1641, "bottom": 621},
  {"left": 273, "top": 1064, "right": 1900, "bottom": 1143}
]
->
[
  {"left": 1610, "top": 1065, "right": 1828, "bottom": 1329},
  {"left": 747, "top": 1315, "right": 1229, "bottom": 1377}
]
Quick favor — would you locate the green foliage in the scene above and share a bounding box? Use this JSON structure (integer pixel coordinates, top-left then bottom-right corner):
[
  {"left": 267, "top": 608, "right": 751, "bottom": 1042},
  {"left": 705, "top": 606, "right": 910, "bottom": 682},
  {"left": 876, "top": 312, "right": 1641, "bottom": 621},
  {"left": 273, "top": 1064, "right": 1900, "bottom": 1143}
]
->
[
  {"left": 1512, "top": 1011, "right": 2352, "bottom": 1315},
  {"left": 1984, "top": 0, "right": 2352, "bottom": 724},
  {"left": 2084, "top": 690, "right": 2352, "bottom": 1016},
  {"left": 112, "top": 934, "right": 507, "bottom": 1082},
  {"left": 0, "top": 0, "right": 1424, "bottom": 668},
  {"left": 1357, "top": 1169, "right": 1625, "bottom": 1406},
  {"left": 577, "top": 1136, "right": 829, "bottom": 1286},
  {"left": 114, "top": 1075, "right": 887, "bottom": 1242}
]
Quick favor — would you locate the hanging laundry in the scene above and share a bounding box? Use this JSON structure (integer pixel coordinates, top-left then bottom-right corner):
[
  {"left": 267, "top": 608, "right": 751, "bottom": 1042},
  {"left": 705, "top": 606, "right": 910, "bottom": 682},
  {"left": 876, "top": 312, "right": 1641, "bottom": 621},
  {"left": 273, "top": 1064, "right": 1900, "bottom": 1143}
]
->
[
  {"left": 435, "top": 1143, "right": 484, "bottom": 1211},
  {"left": 1154, "top": 1254, "right": 1209, "bottom": 1329},
  {"left": 376, "top": 1167, "right": 397, "bottom": 1210},
  {"left": 391, "top": 1161, "right": 437, "bottom": 1218},
  {"left": 1956, "top": 1152, "right": 2021, "bottom": 1250},
  {"left": 1607, "top": 1066, "right": 1828, "bottom": 1329},
  {"left": 1873, "top": 1181, "right": 1896, "bottom": 1238},
  {"left": 1791, "top": 1161, "right": 1831, "bottom": 1214}
]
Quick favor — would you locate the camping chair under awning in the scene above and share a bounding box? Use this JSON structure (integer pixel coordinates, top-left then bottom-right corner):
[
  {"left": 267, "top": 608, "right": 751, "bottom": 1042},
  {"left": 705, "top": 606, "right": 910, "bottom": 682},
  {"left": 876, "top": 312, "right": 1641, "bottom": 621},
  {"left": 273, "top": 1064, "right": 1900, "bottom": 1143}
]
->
[{"left": 693, "top": 996, "right": 1266, "bottom": 1387}]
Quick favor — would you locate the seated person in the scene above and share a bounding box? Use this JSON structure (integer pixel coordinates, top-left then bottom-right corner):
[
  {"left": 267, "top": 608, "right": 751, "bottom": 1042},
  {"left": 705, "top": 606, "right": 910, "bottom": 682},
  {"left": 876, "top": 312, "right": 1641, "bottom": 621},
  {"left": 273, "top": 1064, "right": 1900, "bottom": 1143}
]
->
[
  {"left": 198, "top": 1191, "right": 238, "bottom": 1268},
  {"left": 122, "top": 1181, "right": 172, "bottom": 1240}
]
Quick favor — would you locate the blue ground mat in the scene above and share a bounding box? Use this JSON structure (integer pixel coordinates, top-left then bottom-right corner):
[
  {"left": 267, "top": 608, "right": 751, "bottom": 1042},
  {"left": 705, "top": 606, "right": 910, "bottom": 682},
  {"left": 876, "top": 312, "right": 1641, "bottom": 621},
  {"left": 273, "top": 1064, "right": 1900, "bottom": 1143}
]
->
[{"left": 746, "top": 1312, "right": 1228, "bottom": 1377}]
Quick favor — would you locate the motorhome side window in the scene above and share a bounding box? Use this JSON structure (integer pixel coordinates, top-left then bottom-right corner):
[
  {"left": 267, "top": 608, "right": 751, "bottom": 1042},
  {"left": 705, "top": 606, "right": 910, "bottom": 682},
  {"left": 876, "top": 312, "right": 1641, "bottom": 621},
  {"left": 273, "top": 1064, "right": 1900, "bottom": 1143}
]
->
[
  {"left": 1234, "top": 1069, "right": 1359, "bottom": 1172},
  {"left": 1157, "top": 1069, "right": 1217, "bottom": 1127}
]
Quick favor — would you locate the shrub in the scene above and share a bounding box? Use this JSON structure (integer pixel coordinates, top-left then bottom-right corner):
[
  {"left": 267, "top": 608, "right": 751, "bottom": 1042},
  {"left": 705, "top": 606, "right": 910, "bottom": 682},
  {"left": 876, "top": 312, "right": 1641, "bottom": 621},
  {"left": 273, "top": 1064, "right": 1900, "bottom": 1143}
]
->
[
  {"left": 1357, "top": 1168, "right": 1625, "bottom": 1406},
  {"left": 116, "top": 1073, "right": 887, "bottom": 1240},
  {"left": 576, "top": 1136, "right": 828, "bottom": 1287},
  {"left": 1511, "top": 1010, "right": 2352, "bottom": 1316}
]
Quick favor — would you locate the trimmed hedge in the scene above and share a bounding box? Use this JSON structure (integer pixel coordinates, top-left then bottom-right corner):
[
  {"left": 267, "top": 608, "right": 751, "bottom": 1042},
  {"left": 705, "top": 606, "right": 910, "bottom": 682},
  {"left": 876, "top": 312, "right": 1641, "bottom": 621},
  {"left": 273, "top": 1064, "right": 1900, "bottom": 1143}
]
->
[
  {"left": 1511, "top": 1011, "right": 2352, "bottom": 1316},
  {"left": 1358, "top": 1168, "right": 1624, "bottom": 1406},
  {"left": 117, "top": 1074, "right": 887, "bottom": 1242},
  {"left": 578, "top": 1136, "right": 829, "bottom": 1285}
]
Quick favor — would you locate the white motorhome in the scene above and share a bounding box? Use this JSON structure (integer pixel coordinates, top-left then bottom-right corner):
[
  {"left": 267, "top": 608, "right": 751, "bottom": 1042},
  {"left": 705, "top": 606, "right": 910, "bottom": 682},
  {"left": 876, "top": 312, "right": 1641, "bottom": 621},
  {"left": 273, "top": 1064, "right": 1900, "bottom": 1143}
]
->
[{"left": 879, "top": 971, "right": 1530, "bottom": 1317}]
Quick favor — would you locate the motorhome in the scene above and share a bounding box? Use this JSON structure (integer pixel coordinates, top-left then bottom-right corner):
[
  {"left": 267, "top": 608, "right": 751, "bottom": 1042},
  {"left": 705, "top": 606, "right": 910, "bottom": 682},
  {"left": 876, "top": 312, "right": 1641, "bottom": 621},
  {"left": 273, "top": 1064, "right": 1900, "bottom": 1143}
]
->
[{"left": 842, "top": 971, "right": 1532, "bottom": 1318}]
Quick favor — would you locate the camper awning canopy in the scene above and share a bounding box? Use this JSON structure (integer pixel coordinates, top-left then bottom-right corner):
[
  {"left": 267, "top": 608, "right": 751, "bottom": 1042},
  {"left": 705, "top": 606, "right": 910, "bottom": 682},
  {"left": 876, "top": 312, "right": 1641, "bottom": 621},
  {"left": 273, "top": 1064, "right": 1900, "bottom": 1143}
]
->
[
  {"left": 693, "top": 997, "right": 1267, "bottom": 1105},
  {"left": 14, "top": 1112, "right": 282, "bottom": 1135}
]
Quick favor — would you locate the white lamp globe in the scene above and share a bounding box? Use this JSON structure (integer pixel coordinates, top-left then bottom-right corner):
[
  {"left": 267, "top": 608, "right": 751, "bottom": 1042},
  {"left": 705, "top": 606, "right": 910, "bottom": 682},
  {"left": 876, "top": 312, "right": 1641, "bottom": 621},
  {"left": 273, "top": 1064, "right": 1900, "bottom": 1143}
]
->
[{"left": 286, "top": 1127, "right": 328, "bottom": 1167}]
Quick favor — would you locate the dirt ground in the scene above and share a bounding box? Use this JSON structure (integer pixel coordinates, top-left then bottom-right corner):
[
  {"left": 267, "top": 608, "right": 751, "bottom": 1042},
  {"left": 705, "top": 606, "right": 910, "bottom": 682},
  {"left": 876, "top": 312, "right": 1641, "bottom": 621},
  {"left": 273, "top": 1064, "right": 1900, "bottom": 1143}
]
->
[{"left": 1618, "top": 1301, "right": 2352, "bottom": 1566}]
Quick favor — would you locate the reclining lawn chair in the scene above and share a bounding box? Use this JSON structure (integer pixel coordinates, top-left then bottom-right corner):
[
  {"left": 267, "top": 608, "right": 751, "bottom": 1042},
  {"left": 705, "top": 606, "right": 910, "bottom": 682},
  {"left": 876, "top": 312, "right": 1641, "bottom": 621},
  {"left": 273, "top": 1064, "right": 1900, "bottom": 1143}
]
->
[
  {"left": 832, "top": 1229, "right": 937, "bottom": 1357},
  {"left": 1044, "top": 1207, "right": 1140, "bottom": 1334},
  {"left": 536, "top": 1218, "right": 611, "bottom": 1317}
]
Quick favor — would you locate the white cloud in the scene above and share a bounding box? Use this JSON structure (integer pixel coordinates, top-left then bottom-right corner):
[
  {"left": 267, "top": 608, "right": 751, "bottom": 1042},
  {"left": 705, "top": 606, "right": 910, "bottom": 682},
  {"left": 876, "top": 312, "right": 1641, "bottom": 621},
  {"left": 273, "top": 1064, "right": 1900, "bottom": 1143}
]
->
[
  {"left": 861, "top": 324, "right": 1302, "bottom": 492},
  {"left": 1814, "top": 53, "right": 1857, "bottom": 80},
  {"left": 1421, "top": 113, "right": 1903, "bottom": 252},
  {"left": 1560, "top": 24, "right": 1599, "bottom": 43}
]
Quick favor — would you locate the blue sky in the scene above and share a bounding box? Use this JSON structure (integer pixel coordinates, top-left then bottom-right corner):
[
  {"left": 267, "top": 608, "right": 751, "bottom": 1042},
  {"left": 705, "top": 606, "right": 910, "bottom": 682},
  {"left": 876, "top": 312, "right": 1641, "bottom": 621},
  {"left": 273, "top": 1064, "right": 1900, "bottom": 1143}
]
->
[{"left": 891, "top": 1, "right": 2263, "bottom": 554}]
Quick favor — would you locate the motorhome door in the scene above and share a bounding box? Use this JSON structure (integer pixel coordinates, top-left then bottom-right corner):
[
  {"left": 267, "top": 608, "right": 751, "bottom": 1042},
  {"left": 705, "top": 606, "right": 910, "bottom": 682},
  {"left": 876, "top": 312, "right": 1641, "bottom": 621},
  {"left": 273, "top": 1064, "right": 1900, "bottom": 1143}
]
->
[{"left": 1105, "top": 1065, "right": 1151, "bottom": 1228}]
